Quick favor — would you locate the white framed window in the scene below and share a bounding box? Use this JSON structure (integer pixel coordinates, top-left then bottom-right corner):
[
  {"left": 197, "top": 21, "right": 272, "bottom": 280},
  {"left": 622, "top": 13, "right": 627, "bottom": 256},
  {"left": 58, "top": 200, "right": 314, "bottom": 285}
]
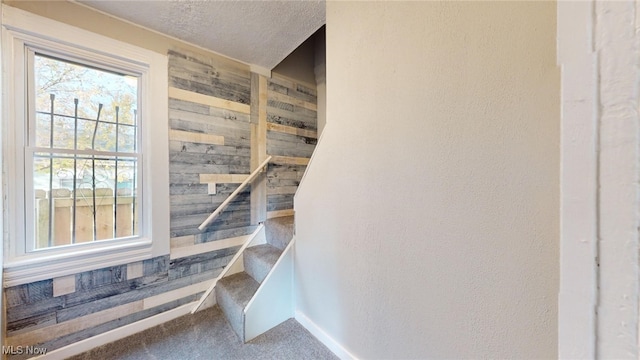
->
[{"left": 2, "top": 5, "right": 170, "bottom": 286}]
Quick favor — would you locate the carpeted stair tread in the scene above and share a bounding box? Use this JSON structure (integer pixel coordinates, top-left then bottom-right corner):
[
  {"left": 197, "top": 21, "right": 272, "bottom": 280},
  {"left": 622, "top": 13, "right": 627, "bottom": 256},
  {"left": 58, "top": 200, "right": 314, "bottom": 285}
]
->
[
  {"left": 215, "top": 216, "right": 295, "bottom": 342},
  {"left": 244, "top": 244, "right": 282, "bottom": 284},
  {"left": 215, "top": 272, "right": 260, "bottom": 341},
  {"left": 265, "top": 215, "right": 294, "bottom": 251}
]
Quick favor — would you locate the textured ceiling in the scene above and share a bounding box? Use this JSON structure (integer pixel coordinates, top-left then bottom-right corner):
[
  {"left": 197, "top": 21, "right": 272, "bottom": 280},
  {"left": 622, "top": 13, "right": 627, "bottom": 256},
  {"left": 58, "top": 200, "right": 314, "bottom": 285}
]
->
[{"left": 78, "top": 0, "right": 325, "bottom": 70}]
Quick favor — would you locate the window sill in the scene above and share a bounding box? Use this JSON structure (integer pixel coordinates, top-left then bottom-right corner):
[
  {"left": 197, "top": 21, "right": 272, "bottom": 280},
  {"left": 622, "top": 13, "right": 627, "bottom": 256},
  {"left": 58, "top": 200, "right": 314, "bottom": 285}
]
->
[{"left": 3, "top": 238, "right": 156, "bottom": 287}]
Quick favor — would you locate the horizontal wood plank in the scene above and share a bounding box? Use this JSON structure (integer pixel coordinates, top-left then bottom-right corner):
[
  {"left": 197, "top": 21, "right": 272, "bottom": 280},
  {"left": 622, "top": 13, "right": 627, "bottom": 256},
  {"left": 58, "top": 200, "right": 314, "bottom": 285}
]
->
[
  {"left": 170, "top": 234, "right": 248, "bottom": 260},
  {"left": 267, "top": 186, "right": 299, "bottom": 195},
  {"left": 267, "top": 133, "right": 316, "bottom": 158},
  {"left": 271, "top": 73, "right": 317, "bottom": 95},
  {"left": 266, "top": 107, "right": 316, "bottom": 129},
  {"left": 268, "top": 92, "right": 317, "bottom": 112},
  {"left": 270, "top": 155, "right": 310, "bottom": 166},
  {"left": 199, "top": 174, "right": 249, "bottom": 184},
  {"left": 267, "top": 209, "right": 295, "bottom": 219},
  {"left": 7, "top": 301, "right": 143, "bottom": 346},
  {"left": 195, "top": 225, "right": 256, "bottom": 244},
  {"left": 170, "top": 235, "right": 196, "bottom": 249},
  {"left": 169, "top": 87, "right": 250, "bottom": 114},
  {"left": 169, "top": 129, "right": 224, "bottom": 146},
  {"left": 266, "top": 122, "right": 317, "bottom": 139},
  {"left": 143, "top": 280, "right": 211, "bottom": 310},
  {"left": 266, "top": 113, "right": 316, "bottom": 132},
  {"left": 168, "top": 49, "right": 250, "bottom": 80},
  {"left": 126, "top": 262, "right": 144, "bottom": 280},
  {"left": 169, "top": 141, "right": 250, "bottom": 157},
  {"left": 268, "top": 75, "right": 295, "bottom": 91},
  {"left": 53, "top": 275, "right": 76, "bottom": 298}
]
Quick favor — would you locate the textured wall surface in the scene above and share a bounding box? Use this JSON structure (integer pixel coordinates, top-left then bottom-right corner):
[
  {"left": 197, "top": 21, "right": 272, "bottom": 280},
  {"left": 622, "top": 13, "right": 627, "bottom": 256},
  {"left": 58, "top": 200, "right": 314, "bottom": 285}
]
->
[
  {"left": 294, "top": 2, "right": 559, "bottom": 358},
  {"left": 558, "top": 1, "right": 640, "bottom": 358},
  {"left": 77, "top": 0, "right": 325, "bottom": 70},
  {"left": 592, "top": 1, "right": 640, "bottom": 357},
  {"left": 556, "top": 1, "right": 599, "bottom": 357}
]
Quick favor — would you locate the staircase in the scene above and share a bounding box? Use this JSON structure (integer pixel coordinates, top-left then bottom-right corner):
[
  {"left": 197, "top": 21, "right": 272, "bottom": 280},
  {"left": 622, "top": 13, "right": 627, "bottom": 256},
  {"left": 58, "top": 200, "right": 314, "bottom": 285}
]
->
[{"left": 215, "top": 216, "right": 294, "bottom": 342}]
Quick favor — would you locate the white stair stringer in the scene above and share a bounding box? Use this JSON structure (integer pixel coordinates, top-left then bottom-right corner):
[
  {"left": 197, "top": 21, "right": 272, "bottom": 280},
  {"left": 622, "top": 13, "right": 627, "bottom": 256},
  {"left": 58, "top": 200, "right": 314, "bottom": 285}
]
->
[
  {"left": 192, "top": 224, "right": 265, "bottom": 314},
  {"left": 243, "top": 237, "right": 295, "bottom": 342}
]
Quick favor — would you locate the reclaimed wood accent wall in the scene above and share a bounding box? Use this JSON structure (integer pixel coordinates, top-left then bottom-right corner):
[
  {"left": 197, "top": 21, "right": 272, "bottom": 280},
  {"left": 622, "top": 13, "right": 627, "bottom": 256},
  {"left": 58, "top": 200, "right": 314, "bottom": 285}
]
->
[
  {"left": 4, "top": 253, "right": 233, "bottom": 355},
  {"left": 266, "top": 75, "right": 318, "bottom": 219},
  {"left": 167, "top": 49, "right": 254, "bottom": 242},
  {"left": 3, "top": 49, "right": 317, "bottom": 356},
  {"left": 3, "top": 49, "right": 254, "bottom": 355}
]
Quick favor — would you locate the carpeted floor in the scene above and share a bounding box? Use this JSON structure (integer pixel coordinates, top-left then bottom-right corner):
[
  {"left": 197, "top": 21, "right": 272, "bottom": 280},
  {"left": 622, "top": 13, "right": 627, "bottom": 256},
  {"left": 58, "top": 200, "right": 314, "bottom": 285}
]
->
[{"left": 69, "top": 305, "right": 338, "bottom": 360}]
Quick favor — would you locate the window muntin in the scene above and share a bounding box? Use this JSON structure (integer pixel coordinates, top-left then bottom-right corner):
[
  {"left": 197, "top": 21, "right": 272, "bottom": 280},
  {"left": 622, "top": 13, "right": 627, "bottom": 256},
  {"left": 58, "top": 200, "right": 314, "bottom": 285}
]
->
[{"left": 26, "top": 53, "right": 141, "bottom": 251}]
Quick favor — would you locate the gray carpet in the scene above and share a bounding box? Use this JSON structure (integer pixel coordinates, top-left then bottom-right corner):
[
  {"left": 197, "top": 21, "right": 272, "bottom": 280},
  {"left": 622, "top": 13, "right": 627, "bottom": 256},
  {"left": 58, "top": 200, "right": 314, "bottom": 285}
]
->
[
  {"left": 214, "top": 216, "right": 294, "bottom": 341},
  {"left": 216, "top": 272, "right": 260, "bottom": 341},
  {"left": 264, "top": 216, "right": 294, "bottom": 251},
  {"left": 244, "top": 244, "right": 282, "bottom": 284},
  {"left": 69, "top": 305, "right": 338, "bottom": 360}
]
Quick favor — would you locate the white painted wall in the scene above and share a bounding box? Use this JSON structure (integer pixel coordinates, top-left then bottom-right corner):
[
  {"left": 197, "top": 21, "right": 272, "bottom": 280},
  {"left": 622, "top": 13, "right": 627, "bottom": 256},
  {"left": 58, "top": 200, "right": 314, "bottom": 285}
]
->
[
  {"left": 556, "top": 1, "right": 640, "bottom": 358},
  {"left": 294, "top": 2, "right": 559, "bottom": 358},
  {"left": 558, "top": 1, "right": 640, "bottom": 358},
  {"left": 557, "top": 1, "right": 598, "bottom": 357},
  {"left": 593, "top": 2, "right": 640, "bottom": 356}
]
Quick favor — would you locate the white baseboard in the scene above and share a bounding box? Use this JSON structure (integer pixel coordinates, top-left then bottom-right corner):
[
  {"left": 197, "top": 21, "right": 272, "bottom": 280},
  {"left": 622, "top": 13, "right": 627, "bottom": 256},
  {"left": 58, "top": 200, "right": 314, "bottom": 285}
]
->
[
  {"left": 35, "top": 299, "right": 214, "bottom": 360},
  {"left": 295, "top": 310, "right": 358, "bottom": 360}
]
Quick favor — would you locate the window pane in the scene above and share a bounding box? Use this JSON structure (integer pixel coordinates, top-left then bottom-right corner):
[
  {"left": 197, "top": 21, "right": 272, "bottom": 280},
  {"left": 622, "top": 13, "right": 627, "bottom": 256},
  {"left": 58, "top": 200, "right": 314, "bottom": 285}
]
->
[
  {"left": 77, "top": 118, "right": 95, "bottom": 151},
  {"left": 93, "top": 122, "right": 116, "bottom": 152},
  {"left": 33, "top": 54, "right": 138, "bottom": 151},
  {"left": 33, "top": 153, "right": 75, "bottom": 248},
  {"left": 116, "top": 158, "right": 139, "bottom": 239},
  {"left": 35, "top": 113, "right": 51, "bottom": 148},
  {"left": 30, "top": 54, "right": 141, "bottom": 251},
  {"left": 117, "top": 125, "right": 136, "bottom": 153},
  {"left": 32, "top": 152, "right": 139, "bottom": 250},
  {"left": 52, "top": 115, "right": 74, "bottom": 149}
]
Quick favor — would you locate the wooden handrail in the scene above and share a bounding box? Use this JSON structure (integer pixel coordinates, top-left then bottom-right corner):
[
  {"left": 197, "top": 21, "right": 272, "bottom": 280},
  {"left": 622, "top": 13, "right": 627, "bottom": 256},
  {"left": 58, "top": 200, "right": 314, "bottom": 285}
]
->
[
  {"left": 198, "top": 156, "right": 272, "bottom": 231},
  {"left": 191, "top": 224, "right": 264, "bottom": 314}
]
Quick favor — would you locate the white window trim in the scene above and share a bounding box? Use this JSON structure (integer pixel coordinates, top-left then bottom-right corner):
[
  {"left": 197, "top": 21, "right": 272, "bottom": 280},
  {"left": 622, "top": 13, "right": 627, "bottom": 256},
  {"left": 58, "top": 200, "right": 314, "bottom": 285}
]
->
[{"left": 1, "top": 5, "right": 169, "bottom": 287}]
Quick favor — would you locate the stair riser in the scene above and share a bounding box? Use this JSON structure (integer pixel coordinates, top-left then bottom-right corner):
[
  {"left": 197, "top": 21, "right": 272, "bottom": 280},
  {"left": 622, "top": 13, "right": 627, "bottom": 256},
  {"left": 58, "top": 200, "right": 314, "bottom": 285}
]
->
[
  {"left": 244, "top": 253, "right": 270, "bottom": 284},
  {"left": 243, "top": 244, "right": 282, "bottom": 284},
  {"left": 215, "top": 217, "right": 293, "bottom": 343},
  {"left": 265, "top": 216, "right": 294, "bottom": 250},
  {"left": 215, "top": 286, "right": 246, "bottom": 342},
  {"left": 215, "top": 272, "right": 259, "bottom": 342}
]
